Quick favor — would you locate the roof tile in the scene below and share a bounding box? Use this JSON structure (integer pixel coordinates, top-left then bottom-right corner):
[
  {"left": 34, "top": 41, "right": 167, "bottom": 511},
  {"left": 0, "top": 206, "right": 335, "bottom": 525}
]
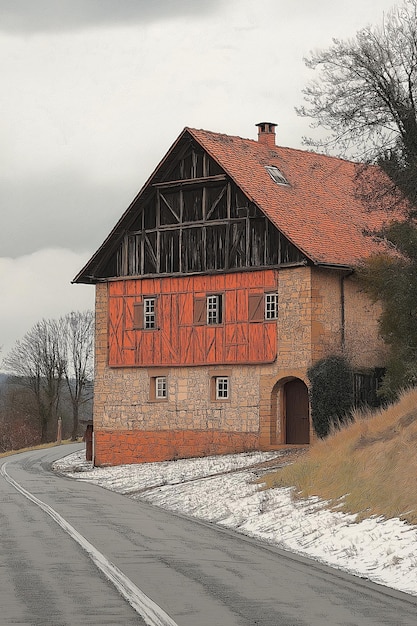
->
[{"left": 187, "top": 127, "right": 397, "bottom": 266}]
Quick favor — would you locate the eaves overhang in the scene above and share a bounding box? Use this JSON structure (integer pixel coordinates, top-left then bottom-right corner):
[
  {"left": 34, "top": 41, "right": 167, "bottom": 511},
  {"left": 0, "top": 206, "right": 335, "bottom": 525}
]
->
[{"left": 313, "top": 262, "right": 355, "bottom": 272}]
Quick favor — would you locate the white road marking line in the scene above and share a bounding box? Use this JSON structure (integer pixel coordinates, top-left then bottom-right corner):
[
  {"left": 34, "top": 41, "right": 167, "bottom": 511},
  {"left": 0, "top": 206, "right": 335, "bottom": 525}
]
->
[{"left": 1, "top": 461, "right": 179, "bottom": 626}]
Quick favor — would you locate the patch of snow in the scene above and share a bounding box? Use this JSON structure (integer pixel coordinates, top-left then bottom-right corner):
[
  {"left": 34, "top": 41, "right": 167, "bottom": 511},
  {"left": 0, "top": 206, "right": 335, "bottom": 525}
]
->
[{"left": 54, "top": 450, "right": 417, "bottom": 597}]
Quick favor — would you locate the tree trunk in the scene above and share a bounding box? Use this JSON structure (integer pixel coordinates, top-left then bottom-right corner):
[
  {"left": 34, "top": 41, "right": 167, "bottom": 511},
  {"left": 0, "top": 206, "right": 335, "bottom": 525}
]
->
[{"left": 71, "top": 402, "right": 79, "bottom": 441}]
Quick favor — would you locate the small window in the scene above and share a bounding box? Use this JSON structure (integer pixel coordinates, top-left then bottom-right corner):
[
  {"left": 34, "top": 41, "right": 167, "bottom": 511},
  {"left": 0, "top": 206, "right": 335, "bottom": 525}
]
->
[
  {"left": 144, "top": 298, "right": 156, "bottom": 329},
  {"left": 209, "top": 370, "right": 231, "bottom": 402},
  {"left": 149, "top": 370, "right": 169, "bottom": 402},
  {"left": 134, "top": 297, "right": 157, "bottom": 330},
  {"left": 194, "top": 294, "right": 224, "bottom": 325},
  {"left": 215, "top": 376, "right": 229, "bottom": 400},
  {"left": 155, "top": 376, "right": 167, "bottom": 399},
  {"left": 265, "top": 165, "right": 289, "bottom": 186},
  {"left": 265, "top": 293, "right": 278, "bottom": 320},
  {"left": 207, "top": 294, "right": 222, "bottom": 325}
]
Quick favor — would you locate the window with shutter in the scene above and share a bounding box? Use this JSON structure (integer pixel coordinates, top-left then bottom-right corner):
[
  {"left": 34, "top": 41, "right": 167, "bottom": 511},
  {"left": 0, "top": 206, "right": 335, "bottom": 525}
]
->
[
  {"left": 133, "top": 298, "right": 157, "bottom": 329},
  {"left": 194, "top": 294, "right": 224, "bottom": 325}
]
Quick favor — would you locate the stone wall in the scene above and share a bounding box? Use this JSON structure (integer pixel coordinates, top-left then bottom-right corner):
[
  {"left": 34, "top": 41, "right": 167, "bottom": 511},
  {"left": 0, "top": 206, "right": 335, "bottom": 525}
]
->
[
  {"left": 276, "top": 267, "right": 312, "bottom": 369},
  {"left": 309, "top": 268, "right": 386, "bottom": 367},
  {"left": 343, "top": 274, "right": 387, "bottom": 368},
  {"left": 92, "top": 266, "right": 386, "bottom": 465}
]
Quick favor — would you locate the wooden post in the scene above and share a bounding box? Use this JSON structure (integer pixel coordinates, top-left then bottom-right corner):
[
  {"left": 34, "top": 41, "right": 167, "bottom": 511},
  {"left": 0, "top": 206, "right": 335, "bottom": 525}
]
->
[{"left": 57, "top": 418, "right": 62, "bottom": 445}]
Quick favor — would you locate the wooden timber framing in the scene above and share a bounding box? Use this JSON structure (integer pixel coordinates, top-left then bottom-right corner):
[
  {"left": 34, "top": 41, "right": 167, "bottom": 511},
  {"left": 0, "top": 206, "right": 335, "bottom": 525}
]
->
[
  {"left": 107, "top": 270, "right": 278, "bottom": 368},
  {"left": 114, "top": 145, "right": 306, "bottom": 279}
]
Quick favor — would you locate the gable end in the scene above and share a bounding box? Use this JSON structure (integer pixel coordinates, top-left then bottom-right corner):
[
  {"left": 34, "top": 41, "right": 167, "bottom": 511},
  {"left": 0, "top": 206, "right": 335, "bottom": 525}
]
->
[{"left": 75, "top": 134, "right": 308, "bottom": 283}]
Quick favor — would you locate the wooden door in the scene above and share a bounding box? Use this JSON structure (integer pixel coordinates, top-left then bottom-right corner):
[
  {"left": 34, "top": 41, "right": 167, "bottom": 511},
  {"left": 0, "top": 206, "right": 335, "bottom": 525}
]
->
[{"left": 285, "top": 379, "right": 309, "bottom": 444}]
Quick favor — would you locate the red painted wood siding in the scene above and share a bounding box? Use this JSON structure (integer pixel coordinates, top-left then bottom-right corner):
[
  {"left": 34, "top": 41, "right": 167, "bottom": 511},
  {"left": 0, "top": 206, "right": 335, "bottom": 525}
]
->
[{"left": 108, "top": 270, "right": 278, "bottom": 367}]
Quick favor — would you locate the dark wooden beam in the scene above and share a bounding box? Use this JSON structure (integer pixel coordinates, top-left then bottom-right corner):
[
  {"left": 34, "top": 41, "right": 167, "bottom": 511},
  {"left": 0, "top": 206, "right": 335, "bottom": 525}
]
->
[{"left": 153, "top": 174, "right": 227, "bottom": 189}]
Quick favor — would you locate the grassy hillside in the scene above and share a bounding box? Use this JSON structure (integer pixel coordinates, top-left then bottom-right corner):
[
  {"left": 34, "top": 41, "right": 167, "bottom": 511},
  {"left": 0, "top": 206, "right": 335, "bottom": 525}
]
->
[{"left": 263, "top": 387, "right": 417, "bottom": 524}]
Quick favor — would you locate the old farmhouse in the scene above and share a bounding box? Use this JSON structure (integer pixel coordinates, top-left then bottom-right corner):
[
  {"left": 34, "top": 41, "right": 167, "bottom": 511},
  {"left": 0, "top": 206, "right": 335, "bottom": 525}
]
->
[{"left": 74, "top": 122, "right": 391, "bottom": 466}]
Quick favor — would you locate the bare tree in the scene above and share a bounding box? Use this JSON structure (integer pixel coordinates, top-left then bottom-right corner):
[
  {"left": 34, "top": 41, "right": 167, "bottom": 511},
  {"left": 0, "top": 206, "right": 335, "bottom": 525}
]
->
[
  {"left": 61, "top": 310, "right": 94, "bottom": 440},
  {"left": 3, "top": 319, "right": 65, "bottom": 442},
  {"left": 297, "top": 0, "right": 417, "bottom": 397},
  {"left": 298, "top": 0, "right": 417, "bottom": 201},
  {"left": 0, "top": 383, "right": 40, "bottom": 452}
]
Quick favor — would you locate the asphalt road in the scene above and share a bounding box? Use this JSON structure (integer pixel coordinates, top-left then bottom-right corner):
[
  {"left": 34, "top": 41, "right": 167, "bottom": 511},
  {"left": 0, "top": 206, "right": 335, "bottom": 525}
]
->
[{"left": 1, "top": 444, "right": 417, "bottom": 626}]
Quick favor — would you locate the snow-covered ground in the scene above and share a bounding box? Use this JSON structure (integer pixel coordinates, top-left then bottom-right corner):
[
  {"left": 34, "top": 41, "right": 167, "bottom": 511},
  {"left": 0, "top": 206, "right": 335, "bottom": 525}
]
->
[{"left": 54, "top": 449, "right": 417, "bottom": 597}]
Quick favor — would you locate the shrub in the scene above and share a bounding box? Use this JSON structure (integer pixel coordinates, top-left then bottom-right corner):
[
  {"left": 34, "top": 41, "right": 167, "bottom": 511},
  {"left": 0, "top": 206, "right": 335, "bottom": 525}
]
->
[{"left": 308, "top": 355, "right": 354, "bottom": 438}]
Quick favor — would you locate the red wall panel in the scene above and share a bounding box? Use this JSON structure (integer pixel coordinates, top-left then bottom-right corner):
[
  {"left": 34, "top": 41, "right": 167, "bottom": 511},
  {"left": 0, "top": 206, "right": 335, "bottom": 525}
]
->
[{"left": 108, "top": 270, "right": 278, "bottom": 367}]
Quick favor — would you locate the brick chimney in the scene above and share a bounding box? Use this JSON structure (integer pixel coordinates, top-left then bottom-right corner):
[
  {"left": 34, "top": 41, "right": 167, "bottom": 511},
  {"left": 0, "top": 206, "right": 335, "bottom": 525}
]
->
[{"left": 256, "top": 122, "right": 277, "bottom": 147}]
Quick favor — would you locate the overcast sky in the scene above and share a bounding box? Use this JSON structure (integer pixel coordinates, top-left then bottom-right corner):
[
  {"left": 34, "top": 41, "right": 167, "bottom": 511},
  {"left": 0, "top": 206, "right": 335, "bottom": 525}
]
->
[{"left": 0, "top": 0, "right": 398, "bottom": 363}]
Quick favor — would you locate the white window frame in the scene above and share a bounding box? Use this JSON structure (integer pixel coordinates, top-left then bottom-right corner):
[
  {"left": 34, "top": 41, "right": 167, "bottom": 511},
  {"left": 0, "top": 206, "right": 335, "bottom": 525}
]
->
[
  {"left": 265, "top": 293, "right": 278, "bottom": 320},
  {"left": 144, "top": 297, "right": 156, "bottom": 329},
  {"left": 155, "top": 376, "right": 167, "bottom": 399},
  {"left": 215, "top": 376, "right": 229, "bottom": 400},
  {"left": 207, "top": 294, "right": 222, "bottom": 325},
  {"left": 265, "top": 165, "right": 289, "bottom": 186}
]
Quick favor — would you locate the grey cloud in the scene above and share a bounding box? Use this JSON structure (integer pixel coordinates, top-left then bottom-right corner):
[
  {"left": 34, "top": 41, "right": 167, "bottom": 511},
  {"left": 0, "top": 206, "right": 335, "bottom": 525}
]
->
[
  {"left": 0, "top": 0, "right": 221, "bottom": 34},
  {"left": 1, "top": 171, "right": 133, "bottom": 257}
]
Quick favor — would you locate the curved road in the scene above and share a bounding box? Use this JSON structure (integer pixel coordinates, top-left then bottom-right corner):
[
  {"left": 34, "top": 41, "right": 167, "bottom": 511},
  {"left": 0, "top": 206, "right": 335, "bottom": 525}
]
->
[{"left": 1, "top": 444, "right": 416, "bottom": 626}]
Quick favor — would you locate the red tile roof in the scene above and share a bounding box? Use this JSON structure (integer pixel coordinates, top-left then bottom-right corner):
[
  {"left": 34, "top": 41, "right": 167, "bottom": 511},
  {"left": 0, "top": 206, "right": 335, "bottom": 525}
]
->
[
  {"left": 187, "top": 127, "right": 396, "bottom": 266},
  {"left": 74, "top": 125, "right": 401, "bottom": 284}
]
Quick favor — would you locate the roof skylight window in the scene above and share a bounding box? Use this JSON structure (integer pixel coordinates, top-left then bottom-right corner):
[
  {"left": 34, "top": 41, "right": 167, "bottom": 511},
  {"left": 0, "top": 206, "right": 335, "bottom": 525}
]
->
[{"left": 265, "top": 165, "right": 289, "bottom": 186}]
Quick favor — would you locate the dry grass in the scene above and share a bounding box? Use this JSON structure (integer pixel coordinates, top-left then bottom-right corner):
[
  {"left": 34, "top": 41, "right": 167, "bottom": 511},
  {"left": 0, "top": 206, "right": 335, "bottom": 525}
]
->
[
  {"left": 263, "top": 388, "right": 417, "bottom": 524},
  {"left": 0, "top": 440, "right": 75, "bottom": 459}
]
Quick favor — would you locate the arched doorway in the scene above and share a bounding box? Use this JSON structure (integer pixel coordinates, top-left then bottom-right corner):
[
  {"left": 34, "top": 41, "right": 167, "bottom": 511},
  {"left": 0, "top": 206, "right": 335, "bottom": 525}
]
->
[{"left": 284, "top": 379, "right": 310, "bottom": 444}]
